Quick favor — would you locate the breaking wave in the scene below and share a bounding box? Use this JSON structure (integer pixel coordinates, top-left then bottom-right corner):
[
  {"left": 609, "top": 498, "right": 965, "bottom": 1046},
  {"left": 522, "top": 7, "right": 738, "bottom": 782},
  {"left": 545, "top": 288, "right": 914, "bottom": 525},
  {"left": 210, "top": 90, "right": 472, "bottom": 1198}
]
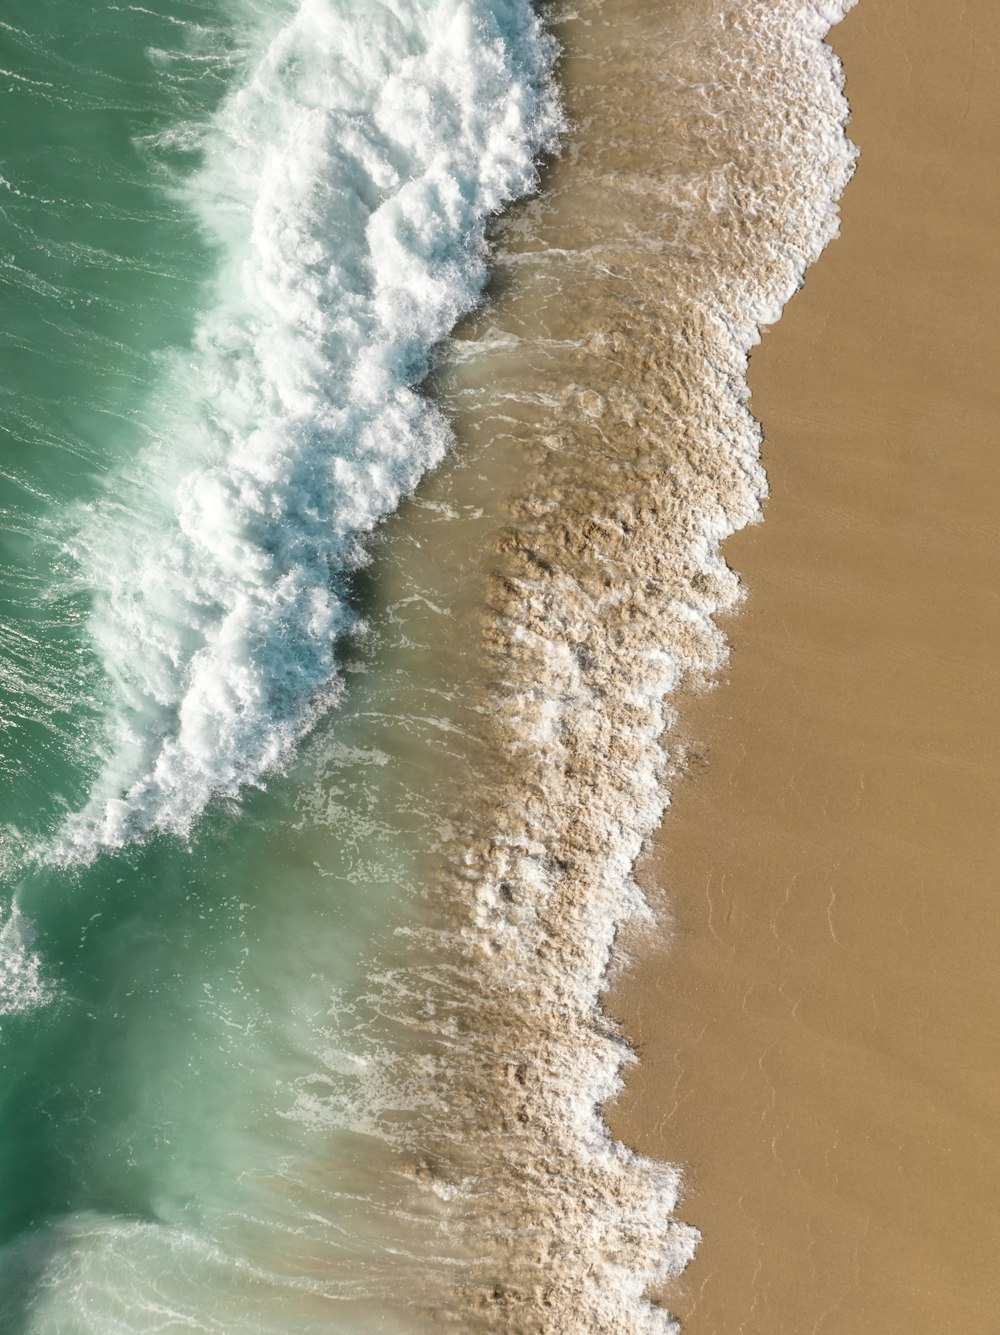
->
[{"left": 53, "top": 0, "right": 560, "bottom": 863}]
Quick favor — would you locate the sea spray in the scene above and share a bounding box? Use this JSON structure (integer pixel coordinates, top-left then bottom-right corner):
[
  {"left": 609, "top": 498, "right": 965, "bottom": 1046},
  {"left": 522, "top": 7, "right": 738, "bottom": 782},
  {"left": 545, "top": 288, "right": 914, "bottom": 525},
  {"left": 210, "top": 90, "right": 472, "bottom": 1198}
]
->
[{"left": 54, "top": 0, "right": 560, "bottom": 863}]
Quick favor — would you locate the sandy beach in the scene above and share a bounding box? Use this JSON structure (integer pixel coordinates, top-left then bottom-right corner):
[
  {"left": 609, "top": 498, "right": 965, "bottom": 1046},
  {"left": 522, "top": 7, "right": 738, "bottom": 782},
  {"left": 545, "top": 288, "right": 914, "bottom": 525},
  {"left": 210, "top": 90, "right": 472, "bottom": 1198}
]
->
[{"left": 608, "top": 1, "right": 1000, "bottom": 1329}]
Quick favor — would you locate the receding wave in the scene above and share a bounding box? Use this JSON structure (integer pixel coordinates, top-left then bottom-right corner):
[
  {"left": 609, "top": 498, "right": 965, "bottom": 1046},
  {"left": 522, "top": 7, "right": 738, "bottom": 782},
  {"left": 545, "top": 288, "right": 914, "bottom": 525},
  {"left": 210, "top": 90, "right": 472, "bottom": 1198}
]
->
[
  {"left": 51, "top": 0, "right": 560, "bottom": 864},
  {"left": 295, "top": 0, "right": 860, "bottom": 1326}
]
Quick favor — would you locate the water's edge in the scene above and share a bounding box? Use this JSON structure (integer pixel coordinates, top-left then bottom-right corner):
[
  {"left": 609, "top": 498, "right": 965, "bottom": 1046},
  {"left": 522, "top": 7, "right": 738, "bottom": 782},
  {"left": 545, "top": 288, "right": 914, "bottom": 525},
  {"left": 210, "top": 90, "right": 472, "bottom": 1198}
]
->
[{"left": 0, "top": 1, "right": 858, "bottom": 1330}]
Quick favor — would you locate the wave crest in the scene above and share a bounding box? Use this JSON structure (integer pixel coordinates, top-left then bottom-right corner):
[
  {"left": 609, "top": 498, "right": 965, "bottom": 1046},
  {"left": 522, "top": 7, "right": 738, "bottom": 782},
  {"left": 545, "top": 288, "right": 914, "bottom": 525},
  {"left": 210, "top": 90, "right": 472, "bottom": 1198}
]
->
[{"left": 54, "top": 0, "right": 560, "bottom": 863}]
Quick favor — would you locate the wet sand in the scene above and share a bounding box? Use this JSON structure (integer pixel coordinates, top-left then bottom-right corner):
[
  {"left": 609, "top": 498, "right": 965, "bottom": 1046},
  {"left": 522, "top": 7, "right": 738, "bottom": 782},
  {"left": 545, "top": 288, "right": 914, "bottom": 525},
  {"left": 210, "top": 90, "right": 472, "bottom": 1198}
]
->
[{"left": 608, "top": 1, "right": 1000, "bottom": 1330}]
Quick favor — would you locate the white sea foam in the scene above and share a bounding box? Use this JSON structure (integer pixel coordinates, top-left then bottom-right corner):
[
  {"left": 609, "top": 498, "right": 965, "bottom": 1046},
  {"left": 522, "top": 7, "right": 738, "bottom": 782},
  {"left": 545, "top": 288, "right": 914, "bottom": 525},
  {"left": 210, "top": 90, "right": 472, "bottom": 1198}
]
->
[
  {"left": 0, "top": 902, "right": 52, "bottom": 1017},
  {"left": 52, "top": 0, "right": 559, "bottom": 863}
]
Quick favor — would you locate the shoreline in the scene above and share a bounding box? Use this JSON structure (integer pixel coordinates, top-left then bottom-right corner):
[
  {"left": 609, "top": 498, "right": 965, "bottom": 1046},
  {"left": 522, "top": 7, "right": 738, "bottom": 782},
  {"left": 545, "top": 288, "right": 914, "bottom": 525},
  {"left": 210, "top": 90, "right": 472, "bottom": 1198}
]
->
[{"left": 608, "top": 1, "right": 1000, "bottom": 1329}]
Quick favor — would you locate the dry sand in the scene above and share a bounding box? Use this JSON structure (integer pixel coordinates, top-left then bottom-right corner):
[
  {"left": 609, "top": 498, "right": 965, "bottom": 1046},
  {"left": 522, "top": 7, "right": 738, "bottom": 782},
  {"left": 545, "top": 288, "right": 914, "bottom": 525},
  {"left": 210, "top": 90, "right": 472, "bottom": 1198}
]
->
[{"left": 608, "top": 2, "right": 1000, "bottom": 1330}]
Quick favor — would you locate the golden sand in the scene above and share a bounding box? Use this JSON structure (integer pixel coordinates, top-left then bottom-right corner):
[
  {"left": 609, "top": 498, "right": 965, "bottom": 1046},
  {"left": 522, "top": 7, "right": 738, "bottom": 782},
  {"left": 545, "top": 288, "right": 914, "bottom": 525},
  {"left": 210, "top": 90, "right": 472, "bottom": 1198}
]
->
[{"left": 608, "top": 1, "right": 1000, "bottom": 1329}]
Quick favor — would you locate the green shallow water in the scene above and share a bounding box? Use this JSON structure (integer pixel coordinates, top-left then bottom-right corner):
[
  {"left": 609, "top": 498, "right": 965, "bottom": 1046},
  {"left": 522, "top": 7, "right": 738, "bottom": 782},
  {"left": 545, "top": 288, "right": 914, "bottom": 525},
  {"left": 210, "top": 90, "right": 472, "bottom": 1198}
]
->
[
  {"left": 0, "top": 3, "right": 478, "bottom": 1327},
  {"left": 0, "top": 0, "right": 224, "bottom": 834}
]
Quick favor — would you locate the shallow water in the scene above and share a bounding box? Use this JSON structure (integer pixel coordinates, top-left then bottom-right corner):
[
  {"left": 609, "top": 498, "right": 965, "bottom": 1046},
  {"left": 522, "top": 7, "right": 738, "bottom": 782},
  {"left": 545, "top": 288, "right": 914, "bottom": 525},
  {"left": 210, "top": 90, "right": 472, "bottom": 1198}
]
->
[{"left": 0, "top": 0, "right": 855, "bottom": 1329}]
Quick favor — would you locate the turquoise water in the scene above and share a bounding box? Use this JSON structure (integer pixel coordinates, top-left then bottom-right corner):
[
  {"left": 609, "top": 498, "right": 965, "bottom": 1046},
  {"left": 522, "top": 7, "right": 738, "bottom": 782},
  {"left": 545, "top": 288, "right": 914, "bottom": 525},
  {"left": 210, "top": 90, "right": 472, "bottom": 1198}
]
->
[
  {"left": 0, "top": 0, "right": 860, "bottom": 1326},
  {"left": 0, "top": 0, "right": 555, "bottom": 1327},
  {"left": 0, "top": 0, "right": 219, "bottom": 846}
]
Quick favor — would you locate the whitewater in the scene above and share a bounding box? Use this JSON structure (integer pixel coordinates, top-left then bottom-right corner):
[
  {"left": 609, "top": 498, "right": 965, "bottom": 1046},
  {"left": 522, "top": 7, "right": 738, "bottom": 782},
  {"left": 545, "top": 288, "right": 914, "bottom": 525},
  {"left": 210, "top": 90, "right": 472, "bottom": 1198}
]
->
[
  {"left": 53, "top": 0, "right": 560, "bottom": 862},
  {"left": 0, "top": 0, "right": 860, "bottom": 1330}
]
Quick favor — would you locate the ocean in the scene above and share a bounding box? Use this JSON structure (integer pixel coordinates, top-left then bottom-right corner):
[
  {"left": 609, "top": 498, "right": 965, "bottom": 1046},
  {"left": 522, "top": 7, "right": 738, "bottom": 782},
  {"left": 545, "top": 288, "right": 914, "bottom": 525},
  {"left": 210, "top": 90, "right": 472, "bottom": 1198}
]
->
[{"left": 0, "top": 0, "right": 854, "bottom": 1330}]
